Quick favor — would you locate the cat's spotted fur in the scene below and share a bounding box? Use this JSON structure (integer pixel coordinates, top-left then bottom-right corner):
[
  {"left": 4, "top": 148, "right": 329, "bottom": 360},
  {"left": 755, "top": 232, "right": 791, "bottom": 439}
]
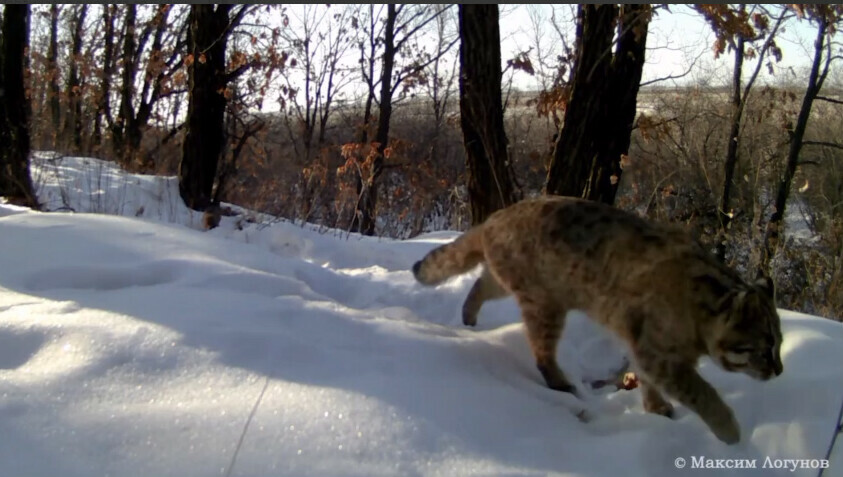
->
[{"left": 413, "top": 196, "right": 783, "bottom": 444}]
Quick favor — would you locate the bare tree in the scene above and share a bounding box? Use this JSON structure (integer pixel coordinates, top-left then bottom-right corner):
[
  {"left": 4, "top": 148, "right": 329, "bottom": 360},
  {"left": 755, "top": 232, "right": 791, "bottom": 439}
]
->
[
  {"left": 91, "top": 4, "right": 116, "bottom": 151},
  {"left": 761, "top": 5, "right": 843, "bottom": 272},
  {"left": 524, "top": 5, "right": 577, "bottom": 94},
  {"left": 353, "top": 4, "right": 384, "bottom": 145},
  {"left": 62, "top": 4, "right": 88, "bottom": 153},
  {"left": 105, "top": 5, "right": 188, "bottom": 169},
  {"left": 47, "top": 4, "right": 61, "bottom": 139},
  {"left": 279, "top": 4, "right": 355, "bottom": 163},
  {"left": 422, "top": 4, "right": 459, "bottom": 163},
  {"left": 351, "top": 4, "right": 457, "bottom": 235},
  {"left": 696, "top": 4, "right": 790, "bottom": 261}
]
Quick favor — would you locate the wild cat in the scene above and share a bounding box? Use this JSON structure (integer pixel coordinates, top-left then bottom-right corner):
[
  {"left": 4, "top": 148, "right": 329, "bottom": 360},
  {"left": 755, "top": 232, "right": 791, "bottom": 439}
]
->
[{"left": 412, "top": 195, "right": 783, "bottom": 444}]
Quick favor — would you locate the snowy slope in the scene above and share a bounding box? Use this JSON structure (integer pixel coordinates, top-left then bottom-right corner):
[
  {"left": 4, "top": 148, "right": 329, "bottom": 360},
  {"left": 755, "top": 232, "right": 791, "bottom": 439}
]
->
[{"left": 0, "top": 154, "right": 840, "bottom": 476}]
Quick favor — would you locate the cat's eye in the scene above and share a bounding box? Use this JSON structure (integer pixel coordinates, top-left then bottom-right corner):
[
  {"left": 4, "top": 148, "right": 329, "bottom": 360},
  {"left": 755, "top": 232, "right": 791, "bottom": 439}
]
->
[{"left": 730, "top": 346, "right": 755, "bottom": 355}]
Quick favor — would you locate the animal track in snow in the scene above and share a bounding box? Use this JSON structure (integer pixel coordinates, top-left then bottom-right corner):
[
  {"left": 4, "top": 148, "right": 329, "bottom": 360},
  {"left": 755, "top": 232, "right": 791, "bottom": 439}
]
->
[
  {"left": 0, "top": 330, "right": 45, "bottom": 370},
  {"left": 24, "top": 261, "right": 182, "bottom": 292}
]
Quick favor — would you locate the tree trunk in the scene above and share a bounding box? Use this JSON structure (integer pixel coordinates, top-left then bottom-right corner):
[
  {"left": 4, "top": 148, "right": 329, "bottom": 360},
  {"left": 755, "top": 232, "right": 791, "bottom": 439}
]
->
[
  {"left": 353, "top": 63, "right": 376, "bottom": 232},
  {"left": 178, "top": 5, "right": 231, "bottom": 211},
  {"left": 108, "top": 4, "right": 173, "bottom": 170},
  {"left": 716, "top": 32, "right": 745, "bottom": 262},
  {"left": 302, "top": 36, "right": 315, "bottom": 164},
  {"left": 760, "top": 18, "right": 827, "bottom": 272},
  {"left": 545, "top": 4, "right": 649, "bottom": 205},
  {"left": 0, "top": 5, "right": 38, "bottom": 209},
  {"left": 458, "top": 4, "right": 519, "bottom": 225},
  {"left": 113, "top": 4, "right": 137, "bottom": 163},
  {"left": 63, "top": 4, "right": 88, "bottom": 154},
  {"left": 356, "top": 4, "right": 378, "bottom": 145},
  {"left": 94, "top": 5, "right": 117, "bottom": 151},
  {"left": 47, "top": 4, "right": 61, "bottom": 141},
  {"left": 352, "top": 4, "right": 397, "bottom": 236}
]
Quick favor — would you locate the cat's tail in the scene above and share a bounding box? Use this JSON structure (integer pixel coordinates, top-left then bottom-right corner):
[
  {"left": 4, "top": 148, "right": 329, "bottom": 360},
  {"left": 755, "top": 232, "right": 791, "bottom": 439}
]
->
[{"left": 412, "top": 226, "right": 485, "bottom": 286}]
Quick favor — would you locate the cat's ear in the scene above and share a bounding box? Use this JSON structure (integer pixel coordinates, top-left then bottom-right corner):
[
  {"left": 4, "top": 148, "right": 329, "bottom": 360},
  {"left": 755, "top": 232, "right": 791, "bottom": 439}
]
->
[
  {"left": 715, "top": 290, "right": 744, "bottom": 317},
  {"left": 754, "top": 275, "right": 775, "bottom": 301}
]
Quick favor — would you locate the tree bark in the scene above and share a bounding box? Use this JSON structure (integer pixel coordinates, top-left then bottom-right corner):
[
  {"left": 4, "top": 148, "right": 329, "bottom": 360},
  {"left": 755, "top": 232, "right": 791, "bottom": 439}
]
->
[
  {"left": 458, "top": 4, "right": 519, "bottom": 225},
  {"left": 716, "top": 32, "right": 745, "bottom": 262},
  {"left": 0, "top": 5, "right": 38, "bottom": 209},
  {"left": 178, "top": 5, "right": 232, "bottom": 211},
  {"left": 63, "top": 4, "right": 88, "bottom": 153},
  {"left": 93, "top": 5, "right": 115, "bottom": 151},
  {"left": 545, "top": 4, "right": 649, "bottom": 205},
  {"left": 47, "top": 5, "right": 61, "bottom": 139},
  {"left": 130, "top": 4, "right": 172, "bottom": 171},
  {"left": 112, "top": 4, "right": 137, "bottom": 163}
]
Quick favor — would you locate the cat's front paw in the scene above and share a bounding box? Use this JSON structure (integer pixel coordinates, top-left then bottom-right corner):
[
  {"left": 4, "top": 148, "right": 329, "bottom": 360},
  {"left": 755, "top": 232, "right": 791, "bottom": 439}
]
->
[
  {"left": 643, "top": 397, "right": 674, "bottom": 418},
  {"left": 711, "top": 413, "right": 741, "bottom": 445},
  {"left": 461, "top": 309, "right": 477, "bottom": 326}
]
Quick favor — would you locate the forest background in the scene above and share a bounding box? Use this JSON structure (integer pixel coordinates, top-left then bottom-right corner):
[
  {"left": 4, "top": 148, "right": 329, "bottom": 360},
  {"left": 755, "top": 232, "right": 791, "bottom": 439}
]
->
[{"left": 1, "top": 4, "right": 842, "bottom": 319}]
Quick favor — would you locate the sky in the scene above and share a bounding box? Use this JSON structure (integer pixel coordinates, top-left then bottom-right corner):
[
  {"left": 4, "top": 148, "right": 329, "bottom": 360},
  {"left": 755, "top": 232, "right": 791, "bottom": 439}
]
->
[
  {"left": 166, "top": 4, "right": 830, "bottom": 118},
  {"left": 263, "top": 4, "right": 826, "bottom": 116},
  {"left": 498, "top": 4, "right": 822, "bottom": 91}
]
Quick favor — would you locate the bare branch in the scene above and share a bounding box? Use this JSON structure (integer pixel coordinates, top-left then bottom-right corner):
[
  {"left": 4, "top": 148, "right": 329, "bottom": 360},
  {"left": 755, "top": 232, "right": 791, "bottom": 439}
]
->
[
  {"left": 803, "top": 141, "right": 843, "bottom": 151},
  {"left": 741, "top": 7, "right": 789, "bottom": 101},
  {"left": 632, "top": 116, "right": 678, "bottom": 131},
  {"left": 394, "top": 4, "right": 454, "bottom": 52},
  {"left": 641, "top": 48, "right": 705, "bottom": 87},
  {"left": 229, "top": 5, "right": 253, "bottom": 30},
  {"left": 225, "top": 63, "right": 251, "bottom": 84},
  {"left": 816, "top": 95, "right": 843, "bottom": 105},
  {"left": 392, "top": 36, "right": 459, "bottom": 88}
]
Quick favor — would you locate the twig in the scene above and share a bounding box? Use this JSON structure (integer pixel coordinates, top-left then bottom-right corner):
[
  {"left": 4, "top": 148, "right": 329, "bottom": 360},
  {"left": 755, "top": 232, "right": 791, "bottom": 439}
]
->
[
  {"left": 803, "top": 141, "right": 843, "bottom": 151},
  {"left": 817, "top": 387, "right": 843, "bottom": 477},
  {"left": 816, "top": 95, "right": 843, "bottom": 106},
  {"left": 224, "top": 375, "right": 270, "bottom": 477},
  {"left": 640, "top": 47, "right": 706, "bottom": 88}
]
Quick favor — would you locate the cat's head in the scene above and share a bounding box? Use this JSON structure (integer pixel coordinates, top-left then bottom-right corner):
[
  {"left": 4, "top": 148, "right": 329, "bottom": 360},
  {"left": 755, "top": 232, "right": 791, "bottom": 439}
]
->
[{"left": 711, "top": 276, "right": 783, "bottom": 381}]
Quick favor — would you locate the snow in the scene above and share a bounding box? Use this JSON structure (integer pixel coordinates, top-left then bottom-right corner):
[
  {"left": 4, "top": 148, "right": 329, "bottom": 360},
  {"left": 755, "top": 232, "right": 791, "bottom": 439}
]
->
[{"left": 0, "top": 153, "right": 841, "bottom": 476}]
